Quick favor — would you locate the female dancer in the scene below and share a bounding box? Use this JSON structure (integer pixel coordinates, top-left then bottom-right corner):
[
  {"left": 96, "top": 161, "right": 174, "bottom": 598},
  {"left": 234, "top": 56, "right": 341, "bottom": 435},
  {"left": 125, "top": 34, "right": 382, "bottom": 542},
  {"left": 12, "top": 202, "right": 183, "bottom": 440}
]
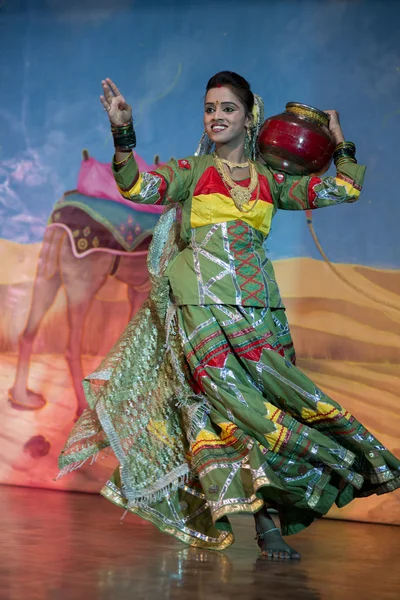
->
[{"left": 59, "top": 72, "right": 400, "bottom": 559}]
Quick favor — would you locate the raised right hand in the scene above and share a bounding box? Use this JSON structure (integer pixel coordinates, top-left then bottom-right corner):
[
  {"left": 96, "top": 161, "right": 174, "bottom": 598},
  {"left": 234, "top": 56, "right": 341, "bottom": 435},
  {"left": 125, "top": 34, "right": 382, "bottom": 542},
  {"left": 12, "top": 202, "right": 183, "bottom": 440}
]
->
[{"left": 100, "top": 78, "right": 132, "bottom": 126}]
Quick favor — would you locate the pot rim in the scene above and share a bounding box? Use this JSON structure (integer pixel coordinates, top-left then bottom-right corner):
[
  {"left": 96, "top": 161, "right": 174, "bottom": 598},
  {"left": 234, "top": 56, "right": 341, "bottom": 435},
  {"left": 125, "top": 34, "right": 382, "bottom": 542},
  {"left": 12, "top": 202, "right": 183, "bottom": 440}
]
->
[{"left": 285, "top": 102, "right": 330, "bottom": 128}]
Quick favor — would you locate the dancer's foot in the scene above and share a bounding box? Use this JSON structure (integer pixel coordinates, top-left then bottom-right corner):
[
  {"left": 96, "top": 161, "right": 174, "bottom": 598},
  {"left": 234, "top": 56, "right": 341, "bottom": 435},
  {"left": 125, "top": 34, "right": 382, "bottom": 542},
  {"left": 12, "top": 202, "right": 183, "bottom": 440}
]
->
[{"left": 256, "top": 527, "right": 301, "bottom": 560}]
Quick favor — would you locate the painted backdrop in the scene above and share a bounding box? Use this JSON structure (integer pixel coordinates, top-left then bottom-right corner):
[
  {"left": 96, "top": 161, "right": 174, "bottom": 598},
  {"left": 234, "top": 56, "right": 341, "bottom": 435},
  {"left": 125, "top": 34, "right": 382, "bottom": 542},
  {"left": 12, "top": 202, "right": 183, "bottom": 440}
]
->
[{"left": 0, "top": 0, "right": 399, "bottom": 527}]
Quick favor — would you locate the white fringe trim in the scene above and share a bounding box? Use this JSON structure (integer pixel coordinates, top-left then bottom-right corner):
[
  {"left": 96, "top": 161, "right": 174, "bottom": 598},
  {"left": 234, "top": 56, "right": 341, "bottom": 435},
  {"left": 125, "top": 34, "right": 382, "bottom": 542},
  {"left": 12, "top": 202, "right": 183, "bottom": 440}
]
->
[
  {"left": 123, "top": 464, "right": 191, "bottom": 507},
  {"left": 56, "top": 455, "right": 94, "bottom": 480}
]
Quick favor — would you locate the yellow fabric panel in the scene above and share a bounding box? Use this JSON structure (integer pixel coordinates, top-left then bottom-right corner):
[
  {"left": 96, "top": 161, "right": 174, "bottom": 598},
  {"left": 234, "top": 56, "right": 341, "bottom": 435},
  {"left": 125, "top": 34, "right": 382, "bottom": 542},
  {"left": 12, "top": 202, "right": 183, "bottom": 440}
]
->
[
  {"left": 336, "top": 177, "right": 361, "bottom": 198},
  {"left": 117, "top": 174, "right": 142, "bottom": 199},
  {"left": 264, "top": 422, "right": 286, "bottom": 453},
  {"left": 191, "top": 193, "right": 274, "bottom": 235},
  {"left": 194, "top": 422, "right": 236, "bottom": 444},
  {"left": 191, "top": 423, "right": 239, "bottom": 453},
  {"left": 301, "top": 402, "right": 351, "bottom": 424},
  {"left": 264, "top": 402, "right": 284, "bottom": 423},
  {"left": 263, "top": 403, "right": 287, "bottom": 452},
  {"left": 147, "top": 420, "right": 176, "bottom": 449}
]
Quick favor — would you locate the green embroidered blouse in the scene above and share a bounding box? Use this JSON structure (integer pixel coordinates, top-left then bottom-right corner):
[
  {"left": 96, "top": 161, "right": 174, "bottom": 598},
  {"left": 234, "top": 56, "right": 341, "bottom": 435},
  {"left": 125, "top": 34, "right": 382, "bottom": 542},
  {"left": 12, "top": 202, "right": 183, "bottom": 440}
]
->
[{"left": 113, "top": 153, "right": 366, "bottom": 307}]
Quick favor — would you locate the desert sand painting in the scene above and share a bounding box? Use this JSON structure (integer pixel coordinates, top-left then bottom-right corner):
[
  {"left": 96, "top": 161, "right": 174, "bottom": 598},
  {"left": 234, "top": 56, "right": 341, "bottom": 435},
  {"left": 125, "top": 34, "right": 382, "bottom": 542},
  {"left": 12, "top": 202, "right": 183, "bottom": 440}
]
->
[{"left": 1, "top": 237, "right": 399, "bottom": 524}]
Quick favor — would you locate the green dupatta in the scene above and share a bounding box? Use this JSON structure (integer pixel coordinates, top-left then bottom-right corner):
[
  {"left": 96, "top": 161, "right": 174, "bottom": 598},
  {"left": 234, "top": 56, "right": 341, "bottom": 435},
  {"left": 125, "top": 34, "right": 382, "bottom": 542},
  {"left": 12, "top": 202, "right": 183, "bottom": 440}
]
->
[{"left": 58, "top": 206, "right": 208, "bottom": 505}]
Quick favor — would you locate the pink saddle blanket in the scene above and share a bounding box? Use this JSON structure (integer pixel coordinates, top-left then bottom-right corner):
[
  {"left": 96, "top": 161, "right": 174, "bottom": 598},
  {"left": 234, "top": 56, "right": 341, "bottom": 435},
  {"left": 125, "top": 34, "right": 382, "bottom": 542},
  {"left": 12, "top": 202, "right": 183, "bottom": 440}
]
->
[{"left": 77, "top": 153, "right": 164, "bottom": 214}]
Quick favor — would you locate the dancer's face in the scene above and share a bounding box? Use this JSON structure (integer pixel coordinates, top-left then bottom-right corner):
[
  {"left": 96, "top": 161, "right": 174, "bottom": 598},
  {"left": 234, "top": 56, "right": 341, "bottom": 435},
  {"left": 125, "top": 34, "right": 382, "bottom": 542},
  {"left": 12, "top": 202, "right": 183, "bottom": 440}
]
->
[{"left": 204, "top": 86, "right": 251, "bottom": 147}]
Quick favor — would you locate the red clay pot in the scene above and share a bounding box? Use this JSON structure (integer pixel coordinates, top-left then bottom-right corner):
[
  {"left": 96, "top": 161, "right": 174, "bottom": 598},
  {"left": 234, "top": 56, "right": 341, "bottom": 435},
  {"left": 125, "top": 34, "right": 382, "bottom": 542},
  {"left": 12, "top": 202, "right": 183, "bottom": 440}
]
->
[{"left": 258, "top": 102, "right": 336, "bottom": 175}]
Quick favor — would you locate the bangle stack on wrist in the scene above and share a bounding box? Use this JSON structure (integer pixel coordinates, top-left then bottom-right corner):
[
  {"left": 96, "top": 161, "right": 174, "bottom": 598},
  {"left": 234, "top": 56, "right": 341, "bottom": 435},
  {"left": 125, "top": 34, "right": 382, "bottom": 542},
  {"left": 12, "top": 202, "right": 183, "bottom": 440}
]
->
[
  {"left": 112, "top": 118, "right": 137, "bottom": 153},
  {"left": 333, "top": 141, "right": 357, "bottom": 168}
]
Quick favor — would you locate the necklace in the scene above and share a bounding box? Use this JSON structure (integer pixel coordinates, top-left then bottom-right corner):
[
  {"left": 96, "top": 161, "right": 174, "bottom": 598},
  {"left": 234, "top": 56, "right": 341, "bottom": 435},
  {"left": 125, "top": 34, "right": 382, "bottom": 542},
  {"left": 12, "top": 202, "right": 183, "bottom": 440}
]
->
[
  {"left": 219, "top": 157, "right": 249, "bottom": 169},
  {"left": 213, "top": 152, "right": 260, "bottom": 212}
]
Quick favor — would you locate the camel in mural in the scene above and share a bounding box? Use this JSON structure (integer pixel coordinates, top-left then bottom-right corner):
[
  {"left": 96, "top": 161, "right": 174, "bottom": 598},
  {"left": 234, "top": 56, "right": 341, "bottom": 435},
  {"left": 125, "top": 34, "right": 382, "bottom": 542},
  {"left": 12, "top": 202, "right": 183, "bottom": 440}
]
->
[{"left": 8, "top": 150, "right": 163, "bottom": 419}]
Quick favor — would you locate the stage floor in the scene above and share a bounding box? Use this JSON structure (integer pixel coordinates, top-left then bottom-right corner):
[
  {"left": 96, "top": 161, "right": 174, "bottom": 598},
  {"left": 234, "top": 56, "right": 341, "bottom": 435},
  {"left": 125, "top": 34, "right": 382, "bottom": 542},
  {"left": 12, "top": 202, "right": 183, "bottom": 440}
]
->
[{"left": 1, "top": 486, "right": 399, "bottom": 600}]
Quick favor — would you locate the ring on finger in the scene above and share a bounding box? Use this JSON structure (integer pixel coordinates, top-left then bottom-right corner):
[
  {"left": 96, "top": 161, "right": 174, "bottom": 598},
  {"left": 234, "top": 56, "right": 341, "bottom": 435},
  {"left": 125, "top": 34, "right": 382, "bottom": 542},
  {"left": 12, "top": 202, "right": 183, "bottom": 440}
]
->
[{"left": 104, "top": 105, "right": 111, "bottom": 112}]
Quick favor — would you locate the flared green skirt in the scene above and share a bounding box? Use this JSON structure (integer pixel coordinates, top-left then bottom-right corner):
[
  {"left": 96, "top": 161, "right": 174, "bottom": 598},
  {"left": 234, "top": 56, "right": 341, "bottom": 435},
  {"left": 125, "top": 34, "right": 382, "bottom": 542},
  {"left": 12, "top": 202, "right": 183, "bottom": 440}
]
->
[{"left": 103, "top": 304, "right": 400, "bottom": 550}]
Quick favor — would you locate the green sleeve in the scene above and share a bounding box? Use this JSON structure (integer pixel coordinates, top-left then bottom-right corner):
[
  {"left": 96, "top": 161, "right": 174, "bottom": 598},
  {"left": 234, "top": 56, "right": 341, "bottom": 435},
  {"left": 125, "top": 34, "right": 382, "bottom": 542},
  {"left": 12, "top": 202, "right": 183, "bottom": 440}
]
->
[
  {"left": 268, "top": 159, "right": 367, "bottom": 211},
  {"left": 112, "top": 153, "right": 193, "bottom": 205}
]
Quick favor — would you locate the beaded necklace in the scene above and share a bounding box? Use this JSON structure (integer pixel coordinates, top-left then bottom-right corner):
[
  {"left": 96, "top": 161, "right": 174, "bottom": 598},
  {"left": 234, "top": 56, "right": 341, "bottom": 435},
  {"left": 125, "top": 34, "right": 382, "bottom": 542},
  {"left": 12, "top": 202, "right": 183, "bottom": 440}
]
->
[
  {"left": 218, "top": 157, "right": 249, "bottom": 169},
  {"left": 213, "top": 152, "right": 260, "bottom": 212}
]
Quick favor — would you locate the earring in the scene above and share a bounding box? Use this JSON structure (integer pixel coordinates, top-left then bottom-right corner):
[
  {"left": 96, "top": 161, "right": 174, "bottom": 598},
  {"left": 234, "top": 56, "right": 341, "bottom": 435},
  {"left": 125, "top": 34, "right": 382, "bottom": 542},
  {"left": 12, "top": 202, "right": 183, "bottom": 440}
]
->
[{"left": 244, "top": 125, "right": 253, "bottom": 159}]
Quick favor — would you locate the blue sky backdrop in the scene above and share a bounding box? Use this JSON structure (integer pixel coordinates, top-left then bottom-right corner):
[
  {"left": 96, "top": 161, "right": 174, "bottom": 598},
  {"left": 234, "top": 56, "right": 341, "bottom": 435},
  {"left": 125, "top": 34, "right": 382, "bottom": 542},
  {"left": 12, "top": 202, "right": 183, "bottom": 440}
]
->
[{"left": 0, "top": 0, "right": 399, "bottom": 267}]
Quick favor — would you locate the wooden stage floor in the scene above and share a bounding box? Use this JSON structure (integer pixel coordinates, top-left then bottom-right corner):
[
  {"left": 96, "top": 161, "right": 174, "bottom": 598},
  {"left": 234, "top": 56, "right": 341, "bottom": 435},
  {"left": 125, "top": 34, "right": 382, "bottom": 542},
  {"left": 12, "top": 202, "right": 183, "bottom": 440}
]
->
[{"left": 1, "top": 485, "right": 399, "bottom": 600}]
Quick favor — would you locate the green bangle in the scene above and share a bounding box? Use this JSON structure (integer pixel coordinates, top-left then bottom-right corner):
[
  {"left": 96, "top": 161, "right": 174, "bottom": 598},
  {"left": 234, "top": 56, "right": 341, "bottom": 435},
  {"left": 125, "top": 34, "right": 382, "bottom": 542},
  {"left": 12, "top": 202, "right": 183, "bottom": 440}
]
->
[
  {"left": 111, "top": 118, "right": 133, "bottom": 131},
  {"left": 334, "top": 149, "right": 356, "bottom": 160},
  {"left": 333, "top": 140, "right": 357, "bottom": 167},
  {"left": 111, "top": 119, "right": 136, "bottom": 150},
  {"left": 335, "top": 141, "right": 355, "bottom": 152},
  {"left": 335, "top": 157, "right": 357, "bottom": 167}
]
